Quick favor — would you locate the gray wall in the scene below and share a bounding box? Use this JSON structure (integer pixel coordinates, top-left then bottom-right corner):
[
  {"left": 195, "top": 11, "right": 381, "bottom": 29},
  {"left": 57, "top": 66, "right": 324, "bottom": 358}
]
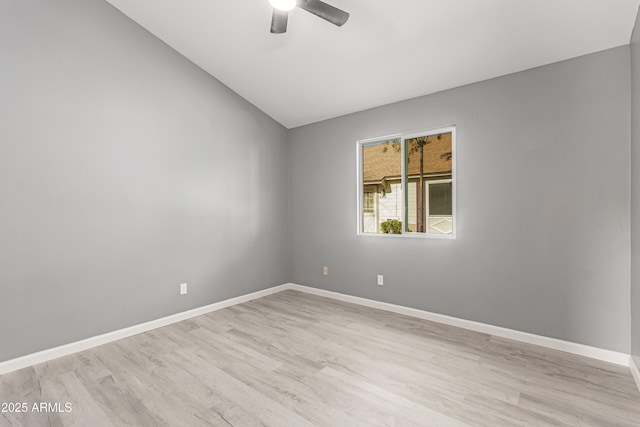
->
[
  {"left": 289, "top": 46, "right": 631, "bottom": 352},
  {"left": 0, "top": 0, "right": 289, "bottom": 362},
  {"left": 632, "top": 7, "right": 640, "bottom": 366}
]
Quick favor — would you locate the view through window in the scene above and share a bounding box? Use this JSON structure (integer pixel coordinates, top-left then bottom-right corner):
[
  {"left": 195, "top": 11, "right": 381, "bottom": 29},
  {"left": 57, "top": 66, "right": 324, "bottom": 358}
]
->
[{"left": 358, "top": 127, "right": 455, "bottom": 237}]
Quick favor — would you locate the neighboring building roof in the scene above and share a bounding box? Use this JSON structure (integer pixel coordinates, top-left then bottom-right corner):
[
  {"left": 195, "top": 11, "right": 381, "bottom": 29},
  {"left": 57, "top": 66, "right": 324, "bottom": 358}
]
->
[{"left": 362, "top": 133, "right": 452, "bottom": 183}]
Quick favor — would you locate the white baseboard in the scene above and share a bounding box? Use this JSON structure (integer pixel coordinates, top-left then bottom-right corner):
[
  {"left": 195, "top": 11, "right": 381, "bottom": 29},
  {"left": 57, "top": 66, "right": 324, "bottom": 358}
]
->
[
  {"left": 0, "top": 282, "right": 631, "bottom": 376},
  {"left": 0, "top": 284, "right": 290, "bottom": 376},
  {"left": 630, "top": 356, "right": 640, "bottom": 392},
  {"left": 287, "top": 284, "right": 630, "bottom": 367}
]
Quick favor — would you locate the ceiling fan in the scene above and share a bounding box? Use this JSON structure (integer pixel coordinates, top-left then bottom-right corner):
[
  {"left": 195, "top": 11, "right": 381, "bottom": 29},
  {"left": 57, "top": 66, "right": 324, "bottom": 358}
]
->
[{"left": 269, "top": 0, "right": 349, "bottom": 34}]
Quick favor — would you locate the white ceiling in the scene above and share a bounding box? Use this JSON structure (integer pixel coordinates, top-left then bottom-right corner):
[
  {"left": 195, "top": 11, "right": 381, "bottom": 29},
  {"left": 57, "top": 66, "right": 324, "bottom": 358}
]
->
[{"left": 104, "top": 0, "right": 640, "bottom": 128}]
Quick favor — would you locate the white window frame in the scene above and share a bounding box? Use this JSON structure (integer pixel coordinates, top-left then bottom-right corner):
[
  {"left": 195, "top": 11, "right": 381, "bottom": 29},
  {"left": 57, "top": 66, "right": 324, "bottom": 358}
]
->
[
  {"left": 363, "top": 191, "right": 375, "bottom": 214},
  {"left": 356, "top": 125, "right": 456, "bottom": 239}
]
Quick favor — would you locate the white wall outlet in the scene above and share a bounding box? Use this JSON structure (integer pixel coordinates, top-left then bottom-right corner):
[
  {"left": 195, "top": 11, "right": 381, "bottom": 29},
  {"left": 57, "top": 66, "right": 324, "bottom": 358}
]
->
[
  {"left": 180, "top": 283, "right": 188, "bottom": 295},
  {"left": 377, "top": 275, "right": 384, "bottom": 286},
  {"left": 323, "top": 266, "right": 329, "bottom": 276}
]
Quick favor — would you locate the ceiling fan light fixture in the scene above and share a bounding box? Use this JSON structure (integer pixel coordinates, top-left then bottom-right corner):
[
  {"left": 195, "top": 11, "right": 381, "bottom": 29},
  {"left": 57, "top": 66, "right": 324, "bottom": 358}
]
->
[
  {"left": 269, "top": 0, "right": 349, "bottom": 34},
  {"left": 269, "top": 0, "right": 296, "bottom": 11}
]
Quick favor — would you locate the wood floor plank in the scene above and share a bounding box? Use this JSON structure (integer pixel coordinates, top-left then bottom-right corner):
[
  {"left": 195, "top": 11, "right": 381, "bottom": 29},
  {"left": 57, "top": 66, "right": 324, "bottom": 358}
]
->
[{"left": 1, "top": 289, "right": 639, "bottom": 426}]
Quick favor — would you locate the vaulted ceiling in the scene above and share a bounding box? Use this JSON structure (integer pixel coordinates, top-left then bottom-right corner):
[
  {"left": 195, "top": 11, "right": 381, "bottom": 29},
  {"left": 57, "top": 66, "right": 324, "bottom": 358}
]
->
[{"left": 104, "top": 0, "right": 640, "bottom": 128}]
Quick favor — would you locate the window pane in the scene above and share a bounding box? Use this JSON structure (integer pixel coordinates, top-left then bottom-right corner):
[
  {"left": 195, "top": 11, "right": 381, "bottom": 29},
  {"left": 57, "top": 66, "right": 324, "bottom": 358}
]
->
[
  {"left": 362, "top": 139, "right": 402, "bottom": 234},
  {"left": 429, "top": 182, "right": 452, "bottom": 215},
  {"left": 404, "top": 132, "right": 453, "bottom": 234},
  {"left": 363, "top": 191, "right": 375, "bottom": 213}
]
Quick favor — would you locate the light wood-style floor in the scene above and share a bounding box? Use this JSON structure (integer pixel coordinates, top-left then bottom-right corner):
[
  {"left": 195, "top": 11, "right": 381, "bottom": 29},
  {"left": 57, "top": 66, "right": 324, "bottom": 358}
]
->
[{"left": 1, "top": 290, "right": 639, "bottom": 426}]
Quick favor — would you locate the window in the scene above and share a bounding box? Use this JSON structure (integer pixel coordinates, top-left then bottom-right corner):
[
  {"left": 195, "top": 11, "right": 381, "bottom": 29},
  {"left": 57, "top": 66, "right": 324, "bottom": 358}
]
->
[
  {"left": 363, "top": 191, "right": 375, "bottom": 214},
  {"left": 357, "top": 126, "right": 455, "bottom": 238}
]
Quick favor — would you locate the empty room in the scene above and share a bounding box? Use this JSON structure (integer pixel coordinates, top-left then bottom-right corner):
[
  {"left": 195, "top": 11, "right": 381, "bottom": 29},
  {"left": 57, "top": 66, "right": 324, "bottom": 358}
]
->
[{"left": 2, "top": 0, "right": 640, "bottom": 425}]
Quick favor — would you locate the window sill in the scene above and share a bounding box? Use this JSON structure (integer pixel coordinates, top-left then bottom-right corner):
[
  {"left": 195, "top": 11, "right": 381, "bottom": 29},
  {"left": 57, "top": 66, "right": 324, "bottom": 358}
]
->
[{"left": 357, "top": 232, "right": 456, "bottom": 240}]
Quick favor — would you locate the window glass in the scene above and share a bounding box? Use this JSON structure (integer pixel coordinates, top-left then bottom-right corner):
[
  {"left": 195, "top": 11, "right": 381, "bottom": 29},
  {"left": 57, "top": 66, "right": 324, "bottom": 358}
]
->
[
  {"left": 358, "top": 127, "right": 455, "bottom": 237},
  {"left": 361, "top": 139, "right": 402, "bottom": 234},
  {"left": 429, "top": 182, "right": 452, "bottom": 216},
  {"left": 404, "top": 132, "right": 453, "bottom": 234},
  {"left": 363, "top": 191, "right": 375, "bottom": 213}
]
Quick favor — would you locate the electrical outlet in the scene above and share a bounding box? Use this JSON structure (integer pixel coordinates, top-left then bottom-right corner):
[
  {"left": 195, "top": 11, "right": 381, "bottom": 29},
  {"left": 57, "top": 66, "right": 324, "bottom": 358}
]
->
[
  {"left": 323, "top": 266, "right": 329, "bottom": 276},
  {"left": 377, "top": 275, "right": 383, "bottom": 286},
  {"left": 180, "top": 283, "right": 188, "bottom": 295}
]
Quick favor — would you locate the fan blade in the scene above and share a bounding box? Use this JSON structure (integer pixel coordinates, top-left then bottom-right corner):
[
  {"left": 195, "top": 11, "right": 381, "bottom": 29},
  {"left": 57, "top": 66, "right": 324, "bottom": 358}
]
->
[
  {"left": 299, "top": 0, "right": 349, "bottom": 26},
  {"left": 270, "top": 9, "right": 289, "bottom": 33}
]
